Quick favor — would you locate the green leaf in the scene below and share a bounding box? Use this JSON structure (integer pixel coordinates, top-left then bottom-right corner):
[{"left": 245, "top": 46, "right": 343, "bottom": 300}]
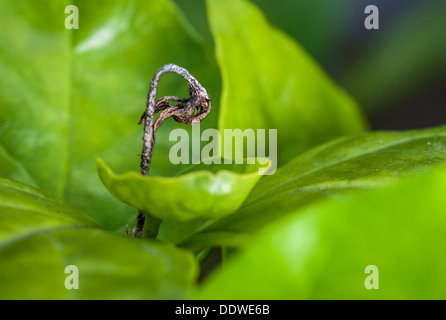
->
[
  {"left": 0, "top": 1, "right": 70, "bottom": 195},
  {"left": 0, "top": 0, "right": 221, "bottom": 230},
  {"left": 0, "top": 228, "right": 197, "bottom": 299},
  {"left": 96, "top": 158, "right": 270, "bottom": 222},
  {"left": 182, "top": 125, "right": 446, "bottom": 249},
  {"left": 207, "top": 0, "right": 367, "bottom": 166},
  {"left": 197, "top": 168, "right": 446, "bottom": 299},
  {"left": 0, "top": 178, "right": 196, "bottom": 299},
  {"left": 0, "top": 178, "right": 99, "bottom": 245}
]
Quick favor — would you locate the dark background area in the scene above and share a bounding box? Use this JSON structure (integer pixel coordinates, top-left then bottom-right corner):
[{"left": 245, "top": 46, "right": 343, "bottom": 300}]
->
[{"left": 173, "top": 0, "right": 446, "bottom": 131}]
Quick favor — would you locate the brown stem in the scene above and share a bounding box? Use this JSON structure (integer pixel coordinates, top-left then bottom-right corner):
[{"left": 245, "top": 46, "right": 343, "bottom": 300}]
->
[
  {"left": 130, "top": 64, "right": 211, "bottom": 238},
  {"left": 130, "top": 210, "right": 145, "bottom": 237}
]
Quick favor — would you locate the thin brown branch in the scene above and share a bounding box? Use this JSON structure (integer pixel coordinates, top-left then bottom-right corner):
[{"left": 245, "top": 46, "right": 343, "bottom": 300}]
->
[{"left": 130, "top": 64, "right": 211, "bottom": 238}]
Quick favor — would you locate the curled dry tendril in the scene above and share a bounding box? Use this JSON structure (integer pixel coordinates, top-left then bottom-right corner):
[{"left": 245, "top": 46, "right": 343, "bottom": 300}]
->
[{"left": 129, "top": 64, "right": 211, "bottom": 237}]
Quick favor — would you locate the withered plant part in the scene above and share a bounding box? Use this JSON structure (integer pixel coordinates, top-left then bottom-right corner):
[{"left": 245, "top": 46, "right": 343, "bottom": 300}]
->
[{"left": 129, "top": 64, "right": 211, "bottom": 238}]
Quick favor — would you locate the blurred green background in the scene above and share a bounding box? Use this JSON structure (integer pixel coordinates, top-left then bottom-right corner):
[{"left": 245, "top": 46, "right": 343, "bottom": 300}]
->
[{"left": 173, "top": 0, "right": 446, "bottom": 130}]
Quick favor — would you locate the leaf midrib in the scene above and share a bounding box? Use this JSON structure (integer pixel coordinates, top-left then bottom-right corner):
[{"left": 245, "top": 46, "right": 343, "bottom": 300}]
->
[
  {"left": 61, "top": 17, "right": 75, "bottom": 201},
  {"left": 244, "top": 130, "right": 446, "bottom": 206}
]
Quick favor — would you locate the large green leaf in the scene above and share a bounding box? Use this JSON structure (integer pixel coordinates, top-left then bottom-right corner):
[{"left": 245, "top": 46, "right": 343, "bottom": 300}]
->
[
  {"left": 0, "top": 178, "right": 197, "bottom": 299},
  {"left": 0, "top": 228, "right": 197, "bottom": 299},
  {"left": 0, "top": 1, "right": 70, "bottom": 195},
  {"left": 0, "top": 177, "right": 99, "bottom": 245},
  {"left": 0, "top": 0, "right": 220, "bottom": 230},
  {"left": 207, "top": 0, "right": 367, "bottom": 166},
  {"left": 182, "top": 125, "right": 446, "bottom": 249},
  {"left": 197, "top": 168, "right": 446, "bottom": 299},
  {"left": 97, "top": 158, "right": 270, "bottom": 222}
]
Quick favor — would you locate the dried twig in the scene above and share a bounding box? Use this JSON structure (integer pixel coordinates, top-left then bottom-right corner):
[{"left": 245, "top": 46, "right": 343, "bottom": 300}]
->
[{"left": 130, "top": 64, "right": 211, "bottom": 238}]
